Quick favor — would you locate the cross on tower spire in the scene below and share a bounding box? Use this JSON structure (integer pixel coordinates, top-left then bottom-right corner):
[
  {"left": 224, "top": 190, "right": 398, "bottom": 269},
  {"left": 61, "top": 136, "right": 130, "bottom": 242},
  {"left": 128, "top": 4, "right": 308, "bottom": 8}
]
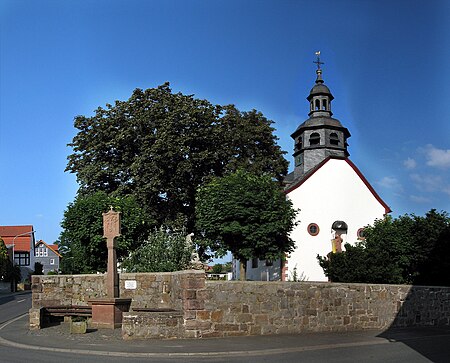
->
[{"left": 313, "top": 51, "right": 324, "bottom": 70}]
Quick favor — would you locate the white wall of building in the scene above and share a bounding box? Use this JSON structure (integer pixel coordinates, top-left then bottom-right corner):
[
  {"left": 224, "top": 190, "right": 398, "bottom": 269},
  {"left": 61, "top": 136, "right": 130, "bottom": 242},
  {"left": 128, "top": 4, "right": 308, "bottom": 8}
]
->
[{"left": 286, "top": 158, "right": 388, "bottom": 282}]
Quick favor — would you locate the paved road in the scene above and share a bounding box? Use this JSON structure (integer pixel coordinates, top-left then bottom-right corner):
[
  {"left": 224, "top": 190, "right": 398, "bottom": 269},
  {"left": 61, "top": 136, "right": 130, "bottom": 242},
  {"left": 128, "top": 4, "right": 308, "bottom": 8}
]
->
[{"left": 0, "top": 292, "right": 31, "bottom": 324}]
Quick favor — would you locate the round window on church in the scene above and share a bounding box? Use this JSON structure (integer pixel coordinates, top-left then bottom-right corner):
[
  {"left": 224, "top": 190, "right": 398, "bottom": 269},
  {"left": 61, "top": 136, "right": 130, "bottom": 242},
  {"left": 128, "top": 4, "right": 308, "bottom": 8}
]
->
[
  {"left": 357, "top": 228, "right": 366, "bottom": 240},
  {"left": 307, "top": 223, "right": 320, "bottom": 236}
]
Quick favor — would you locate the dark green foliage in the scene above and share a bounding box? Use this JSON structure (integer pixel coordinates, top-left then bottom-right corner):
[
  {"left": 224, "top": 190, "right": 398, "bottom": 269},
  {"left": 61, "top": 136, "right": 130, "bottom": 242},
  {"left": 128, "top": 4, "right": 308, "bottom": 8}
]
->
[
  {"left": 211, "top": 264, "right": 223, "bottom": 274},
  {"left": 195, "top": 169, "right": 297, "bottom": 266},
  {"left": 33, "top": 262, "right": 44, "bottom": 275},
  {"left": 58, "top": 191, "right": 154, "bottom": 274},
  {"left": 318, "top": 210, "right": 450, "bottom": 286},
  {"left": 66, "top": 83, "right": 288, "bottom": 229},
  {"left": 121, "top": 227, "right": 193, "bottom": 273},
  {"left": 0, "top": 237, "right": 11, "bottom": 281}
]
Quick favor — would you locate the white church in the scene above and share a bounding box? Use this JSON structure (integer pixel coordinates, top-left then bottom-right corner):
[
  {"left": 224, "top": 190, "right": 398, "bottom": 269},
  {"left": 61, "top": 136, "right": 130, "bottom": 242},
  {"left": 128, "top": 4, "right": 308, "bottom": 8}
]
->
[{"left": 237, "top": 58, "right": 390, "bottom": 282}]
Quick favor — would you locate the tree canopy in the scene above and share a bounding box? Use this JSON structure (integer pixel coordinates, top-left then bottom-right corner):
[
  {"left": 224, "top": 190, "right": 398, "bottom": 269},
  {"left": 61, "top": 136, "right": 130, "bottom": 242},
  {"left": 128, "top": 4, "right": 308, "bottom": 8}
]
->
[
  {"left": 195, "top": 170, "right": 298, "bottom": 269},
  {"left": 58, "top": 191, "right": 154, "bottom": 274},
  {"left": 66, "top": 83, "right": 288, "bottom": 229},
  {"left": 318, "top": 210, "right": 450, "bottom": 286}
]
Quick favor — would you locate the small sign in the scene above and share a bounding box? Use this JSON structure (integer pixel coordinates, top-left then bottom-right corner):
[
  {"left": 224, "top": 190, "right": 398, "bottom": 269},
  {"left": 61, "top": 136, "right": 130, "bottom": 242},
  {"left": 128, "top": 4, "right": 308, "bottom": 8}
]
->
[{"left": 125, "top": 280, "right": 137, "bottom": 290}]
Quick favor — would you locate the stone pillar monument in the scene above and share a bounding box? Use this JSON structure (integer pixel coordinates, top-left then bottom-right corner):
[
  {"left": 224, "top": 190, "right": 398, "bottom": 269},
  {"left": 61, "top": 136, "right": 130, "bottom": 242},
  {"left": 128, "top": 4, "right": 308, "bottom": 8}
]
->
[
  {"left": 89, "top": 207, "right": 131, "bottom": 329},
  {"left": 104, "top": 207, "right": 120, "bottom": 298}
]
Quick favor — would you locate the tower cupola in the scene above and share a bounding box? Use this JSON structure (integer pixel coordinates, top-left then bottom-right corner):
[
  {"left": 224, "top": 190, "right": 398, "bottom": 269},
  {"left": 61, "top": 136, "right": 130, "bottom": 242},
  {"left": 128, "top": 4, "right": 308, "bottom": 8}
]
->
[{"left": 290, "top": 52, "right": 351, "bottom": 180}]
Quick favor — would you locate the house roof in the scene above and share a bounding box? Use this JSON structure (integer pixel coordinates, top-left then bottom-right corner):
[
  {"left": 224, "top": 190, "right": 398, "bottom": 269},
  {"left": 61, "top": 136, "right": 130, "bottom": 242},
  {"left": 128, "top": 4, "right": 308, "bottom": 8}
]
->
[
  {"left": 284, "top": 156, "right": 391, "bottom": 215},
  {"left": 0, "top": 225, "right": 35, "bottom": 252},
  {"left": 35, "top": 240, "right": 62, "bottom": 258}
]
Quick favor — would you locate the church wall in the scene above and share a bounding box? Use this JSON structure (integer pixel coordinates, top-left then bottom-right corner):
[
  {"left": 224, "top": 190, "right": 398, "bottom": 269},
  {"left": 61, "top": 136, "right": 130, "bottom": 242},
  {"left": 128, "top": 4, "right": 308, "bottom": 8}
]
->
[{"left": 287, "top": 158, "right": 387, "bottom": 282}]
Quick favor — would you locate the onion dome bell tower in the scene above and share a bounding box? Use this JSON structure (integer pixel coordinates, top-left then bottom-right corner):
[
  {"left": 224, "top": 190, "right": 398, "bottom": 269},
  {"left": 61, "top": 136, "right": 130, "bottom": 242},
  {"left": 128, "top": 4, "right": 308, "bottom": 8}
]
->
[{"left": 291, "top": 52, "right": 351, "bottom": 179}]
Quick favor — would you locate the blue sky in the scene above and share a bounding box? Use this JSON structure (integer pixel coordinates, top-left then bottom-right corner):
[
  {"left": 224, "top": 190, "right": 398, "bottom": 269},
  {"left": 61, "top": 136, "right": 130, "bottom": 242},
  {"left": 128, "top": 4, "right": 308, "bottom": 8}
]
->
[{"left": 1, "top": 0, "right": 449, "bottom": 245}]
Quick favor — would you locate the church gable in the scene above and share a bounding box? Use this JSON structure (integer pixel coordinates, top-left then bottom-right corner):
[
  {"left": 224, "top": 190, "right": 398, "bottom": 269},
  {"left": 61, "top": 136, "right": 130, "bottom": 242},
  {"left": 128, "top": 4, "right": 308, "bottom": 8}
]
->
[{"left": 286, "top": 156, "right": 391, "bottom": 215}]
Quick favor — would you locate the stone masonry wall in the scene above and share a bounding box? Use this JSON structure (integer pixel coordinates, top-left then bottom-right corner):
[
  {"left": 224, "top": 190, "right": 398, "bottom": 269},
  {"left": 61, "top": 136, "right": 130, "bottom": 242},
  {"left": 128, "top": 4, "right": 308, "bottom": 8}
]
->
[
  {"left": 31, "top": 270, "right": 204, "bottom": 310},
  {"left": 184, "top": 281, "right": 450, "bottom": 338},
  {"left": 31, "top": 272, "right": 450, "bottom": 338}
]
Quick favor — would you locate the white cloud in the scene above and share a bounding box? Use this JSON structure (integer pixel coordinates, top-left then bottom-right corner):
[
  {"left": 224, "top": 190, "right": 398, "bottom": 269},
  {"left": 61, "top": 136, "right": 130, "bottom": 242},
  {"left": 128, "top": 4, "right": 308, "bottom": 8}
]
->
[
  {"left": 424, "top": 145, "right": 450, "bottom": 169},
  {"left": 410, "top": 173, "right": 443, "bottom": 192},
  {"left": 377, "top": 176, "right": 403, "bottom": 191},
  {"left": 403, "top": 157, "right": 417, "bottom": 170},
  {"left": 409, "top": 195, "right": 431, "bottom": 203}
]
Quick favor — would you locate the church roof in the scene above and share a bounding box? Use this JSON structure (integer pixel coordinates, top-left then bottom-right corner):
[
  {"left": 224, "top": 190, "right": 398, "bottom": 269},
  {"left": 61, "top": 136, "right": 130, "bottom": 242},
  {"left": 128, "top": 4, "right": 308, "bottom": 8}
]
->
[
  {"left": 307, "top": 82, "right": 334, "bottom": 101},
  {"left": 284, "top": 156, "right": 391, "bottom": 215},
  {"left": 292, "top": 116, "right": 350, "bottom": 136}
]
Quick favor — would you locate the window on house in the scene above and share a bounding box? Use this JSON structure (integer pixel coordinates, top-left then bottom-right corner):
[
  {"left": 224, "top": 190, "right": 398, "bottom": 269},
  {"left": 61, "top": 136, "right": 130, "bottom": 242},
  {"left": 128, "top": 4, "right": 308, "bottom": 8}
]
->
[
  {"left": 309, "top": 132, "right": 320, "bottom": 146},
  {"left": 307, "top": 223, "right": 320, "bottom": 236},
  {"left": 330, "top": 133, "right": 339, "bottom": 145},
  {"left": 14, "top": 252, "right": 30, "bottom": 266},
  {"left": 50, "top": 258, "right": 55, "bottom": 265},
  {"left": 252, "top": 258, "right": 258, "bottom": 268},
  {"left": 44, "top": 248, "right": 48, "bottom": 257},
  {"left": 265, "top": 260, "right": 273, "bottom": 267}
]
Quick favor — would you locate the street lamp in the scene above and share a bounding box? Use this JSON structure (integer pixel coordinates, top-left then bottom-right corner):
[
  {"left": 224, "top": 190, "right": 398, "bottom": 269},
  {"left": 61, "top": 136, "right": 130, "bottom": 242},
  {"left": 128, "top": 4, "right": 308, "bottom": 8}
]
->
[{"left": 12, "top": 230, "right": 36, "bottom": 292}]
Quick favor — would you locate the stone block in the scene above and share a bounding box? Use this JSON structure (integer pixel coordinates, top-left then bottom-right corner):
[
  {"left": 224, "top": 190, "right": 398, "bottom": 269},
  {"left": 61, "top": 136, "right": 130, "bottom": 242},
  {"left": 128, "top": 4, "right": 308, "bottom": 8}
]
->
[
  {"left": 196, "top": 310, "right": 211, "bottom": 321},
  {"left": 211, "top": 310, "right": 224, "bottom": 322},
  {"left": 183, "top": 299, "right": 204, "bottom": 310},
  {"left": 215, "top": 323, "right": 240, "bottom": 332},
  {"left": 29, "top": 308, "right": 42, "bottom": 330}
]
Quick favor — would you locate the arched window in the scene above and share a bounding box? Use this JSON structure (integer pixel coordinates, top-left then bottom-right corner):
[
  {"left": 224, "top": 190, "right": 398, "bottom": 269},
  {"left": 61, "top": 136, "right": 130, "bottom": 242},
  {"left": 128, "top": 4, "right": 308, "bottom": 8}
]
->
[
  {"left": 315, "top": 99, "right": 320, "bottom": 110},
  {"left": 322, "top": 99, "right": 327, "bottom": 110},
  {"left": 330, "top": 132, "right": 339, "bottom": 145},
  {"left": 309, "top": 132, "right": 320, "bottom": 146}
]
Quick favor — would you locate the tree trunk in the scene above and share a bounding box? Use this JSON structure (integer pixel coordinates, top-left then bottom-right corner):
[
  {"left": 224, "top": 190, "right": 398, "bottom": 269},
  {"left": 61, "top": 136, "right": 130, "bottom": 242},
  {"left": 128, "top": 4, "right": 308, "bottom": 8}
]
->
[{"left": 239, "top": 259, "right": 247, "bottom": 281}]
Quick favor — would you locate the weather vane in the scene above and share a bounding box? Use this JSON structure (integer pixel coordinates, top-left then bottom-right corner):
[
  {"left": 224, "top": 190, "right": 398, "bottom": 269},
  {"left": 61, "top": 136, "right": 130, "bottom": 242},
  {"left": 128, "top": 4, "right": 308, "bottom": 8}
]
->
[{"left": 313, "top": 51, "right": 324, "bottom": 70}]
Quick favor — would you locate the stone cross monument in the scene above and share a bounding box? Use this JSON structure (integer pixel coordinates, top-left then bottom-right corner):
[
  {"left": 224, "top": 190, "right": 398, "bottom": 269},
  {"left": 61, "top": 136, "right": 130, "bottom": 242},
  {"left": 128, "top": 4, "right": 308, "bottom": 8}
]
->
[
  {"left": 89, "top": 207, "right": 131, "bottom": 329},
  {"left": 103, "top": 207, "right": 121, "bottom": 298}
]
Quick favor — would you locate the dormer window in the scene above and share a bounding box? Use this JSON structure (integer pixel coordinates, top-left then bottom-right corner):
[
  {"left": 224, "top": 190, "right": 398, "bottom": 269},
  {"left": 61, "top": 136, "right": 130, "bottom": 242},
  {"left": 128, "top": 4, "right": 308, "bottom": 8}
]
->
[
  {"left": 330, "top": 132, "right": 339, "bottom": 145},
  {"left": 309, "top": 132, "right": 320, "bottom": 146}
]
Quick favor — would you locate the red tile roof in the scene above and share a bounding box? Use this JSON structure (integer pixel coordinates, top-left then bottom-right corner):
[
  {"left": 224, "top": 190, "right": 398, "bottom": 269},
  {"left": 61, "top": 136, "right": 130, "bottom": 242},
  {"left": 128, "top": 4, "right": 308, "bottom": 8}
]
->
[{"left": 0, "top": 225, "right": 35, "bottom": 252}]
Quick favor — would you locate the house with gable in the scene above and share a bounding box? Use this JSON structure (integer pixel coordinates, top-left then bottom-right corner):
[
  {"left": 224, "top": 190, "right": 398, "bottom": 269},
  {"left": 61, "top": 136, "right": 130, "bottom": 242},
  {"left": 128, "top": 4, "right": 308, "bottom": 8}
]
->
[
  {"left": 0, "top": 225, "right": 36, "bottom": 281},
  {"left": 35, "top": 240, "right": 61, "bottom": 274},
  {"left": 237, "top": 57, "right": 390, "bottom": 282}
]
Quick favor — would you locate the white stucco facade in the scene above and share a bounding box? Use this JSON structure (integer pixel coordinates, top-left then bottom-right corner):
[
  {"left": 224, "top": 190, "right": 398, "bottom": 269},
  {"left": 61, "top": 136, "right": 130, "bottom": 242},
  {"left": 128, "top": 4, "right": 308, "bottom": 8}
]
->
[{"left": 285, "top": 157, "right": 389, "bottom": 282}]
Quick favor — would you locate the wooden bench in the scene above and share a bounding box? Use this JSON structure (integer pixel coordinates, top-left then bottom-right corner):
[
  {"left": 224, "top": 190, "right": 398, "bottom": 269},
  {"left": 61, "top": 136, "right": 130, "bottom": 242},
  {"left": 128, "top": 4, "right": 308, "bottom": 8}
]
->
[{"left": 43, "top": 305, "right": 92, "bottom": 318}]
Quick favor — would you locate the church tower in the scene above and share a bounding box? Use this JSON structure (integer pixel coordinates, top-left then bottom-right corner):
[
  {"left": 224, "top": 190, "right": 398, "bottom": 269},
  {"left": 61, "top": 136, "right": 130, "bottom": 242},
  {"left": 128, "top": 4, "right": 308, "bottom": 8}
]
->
[{"left": 291, "top": 54, "right": 350, "bottom": 179}]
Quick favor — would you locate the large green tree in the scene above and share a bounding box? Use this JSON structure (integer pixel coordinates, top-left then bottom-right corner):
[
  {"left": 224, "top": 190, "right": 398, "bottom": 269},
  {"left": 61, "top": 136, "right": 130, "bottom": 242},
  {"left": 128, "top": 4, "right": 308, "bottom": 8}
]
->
[
  {"left": 66, "top": 83, "right": 288, "bottom": 228},
  {"left": 195, "top": 170, "right": 298, "bottom": 279},
  {"left": 58, "top": 191, "right": 154, "bottom": 274},
  {"left": 318, "top": 210, "right": 450, "bottom": 286}
]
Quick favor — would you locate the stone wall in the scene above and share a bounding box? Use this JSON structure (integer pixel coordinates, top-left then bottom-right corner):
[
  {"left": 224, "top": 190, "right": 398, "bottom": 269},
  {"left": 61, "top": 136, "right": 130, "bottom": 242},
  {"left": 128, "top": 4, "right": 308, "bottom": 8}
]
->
[
  {"left": 186, "top": 281, "right": 450, "bottom": 338},
  {"left": 30, "top": 272, "right": 450, "bottom": 339},
  {"left": 31, "top": 270, "right": 204, "bottom": 310}
]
